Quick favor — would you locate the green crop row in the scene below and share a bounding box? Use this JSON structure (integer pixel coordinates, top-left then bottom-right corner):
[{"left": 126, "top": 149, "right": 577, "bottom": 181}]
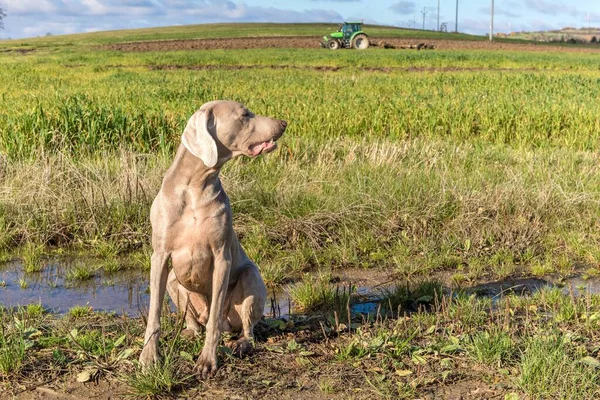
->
[{"left": 2, "top": 49, "right": 600, "bottom": 158}]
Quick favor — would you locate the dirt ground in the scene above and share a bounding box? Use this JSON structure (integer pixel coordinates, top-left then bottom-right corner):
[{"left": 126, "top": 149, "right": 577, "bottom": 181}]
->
[
  {"left": 9, "top": 320, "right": 511, "bottom": 400},
  {"left": 104, "top": 35, "right": 600, "bottom": 53}
]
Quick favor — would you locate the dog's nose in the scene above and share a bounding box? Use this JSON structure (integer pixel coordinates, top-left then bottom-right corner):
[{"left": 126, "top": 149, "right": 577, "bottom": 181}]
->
[{"left": 280, "top": 120, "right": 287, "bottom": 129}]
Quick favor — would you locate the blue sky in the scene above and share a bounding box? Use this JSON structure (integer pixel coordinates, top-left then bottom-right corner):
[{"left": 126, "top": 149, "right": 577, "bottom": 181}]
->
[{"left": 1, "top": 0, "right": 599, "bottom": 39}]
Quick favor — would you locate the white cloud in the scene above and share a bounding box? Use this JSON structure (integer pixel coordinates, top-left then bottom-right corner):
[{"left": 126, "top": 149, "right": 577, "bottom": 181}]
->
[
  {"left": 524, "top": 0, "right": 579, "bottom": 17},
  {"left": 389, "top": 1, "right": 416, "bottom": 16},
  {"left": 3, "top": 0, "right": 59, "bottom": 15},
  {"left": 1, "top": 0, "right": 344, "bottom": 38},
  {"left": 22, "top": 20, "right": 79, "bottom": 36}
]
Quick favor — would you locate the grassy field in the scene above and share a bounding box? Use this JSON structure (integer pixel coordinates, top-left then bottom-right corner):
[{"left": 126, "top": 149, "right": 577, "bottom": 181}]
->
[{"left": 2, "top": 23, "right": 600, "bottom": 398}]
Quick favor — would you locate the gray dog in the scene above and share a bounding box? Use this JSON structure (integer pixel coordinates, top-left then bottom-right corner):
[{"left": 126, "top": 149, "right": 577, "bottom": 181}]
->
[{"left": 139, "top": 100, "right": 287, "bottom": 377}]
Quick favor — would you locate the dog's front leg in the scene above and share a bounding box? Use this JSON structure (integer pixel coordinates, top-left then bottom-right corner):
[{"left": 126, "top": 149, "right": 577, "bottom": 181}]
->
[
  {"left": 196, "top": 249, "right": 231, "bottom": 378},
  {"left": 139, "top": 251, "right": 170, "bottom": 367}
]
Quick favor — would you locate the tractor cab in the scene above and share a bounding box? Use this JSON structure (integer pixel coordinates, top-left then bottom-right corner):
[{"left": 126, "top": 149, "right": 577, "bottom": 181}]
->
[{"left": 321, "top": 22, "right": 370, "bottom": 50}]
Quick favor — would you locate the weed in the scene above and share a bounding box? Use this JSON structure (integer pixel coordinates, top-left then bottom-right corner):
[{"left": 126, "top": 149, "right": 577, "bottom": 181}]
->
[
  {"left": 318, "top": 378, "right": 336, "bottom": 394},
  {"left": 69, "top": 305, "right": 92, "bottom": 318},
  {"left": 531, "top": 260, "right": 553, "bottom": 277},
  {"left": 467, "top": 328, "right": 515, "bottom": 366},
  {"left": 0, "top": 332, "right": 27, "bottom": 375},
  {"left": 93, "top": 241, "right": 120, "bottom": 259},
  {"left": 289, "top": 272, "right": 338, "bottom": 312},
  {"left": 18, "top": 278, "right": 28, "bottom": 289},
  {"left": 129, "top": 247, "right": 152, "bottom": 271},
  {"left": 21, "top": 242, "right": 44, "bottom": 273},
  {"left": 519, "top": 335, "right": 600, "bottom": 398},
  {"left": 25, "top": 303, "right": 45, "bottom": 318},
  {"left": 447, "top": 294, "right": 490, "bottom": 330},
  {"left": 102, "top": 258, "right": 121, "bottom": 274},
  {"left": 66, "top": 263, "right": 95, "bottom": 281},
  {"left": 379, "top": 280, "right": 443, "bottom": 314},
  {"left": 125, "top": 357, "right": 189, "bottom": 397}
]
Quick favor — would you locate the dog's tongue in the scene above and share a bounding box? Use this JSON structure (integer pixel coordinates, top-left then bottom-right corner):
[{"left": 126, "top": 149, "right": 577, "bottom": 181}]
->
[{"left": 249, "top": 140, "right": 274, "bottom": 156}]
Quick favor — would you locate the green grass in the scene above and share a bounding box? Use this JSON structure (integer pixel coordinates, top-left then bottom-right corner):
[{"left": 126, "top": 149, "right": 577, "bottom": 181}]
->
[
  {"left": 519, "top": 335, "right": 600, "bottom": 398},
  {"left": 467, "top": 328, "right": 514, "bottom": 366},
  {"left": 126, "top": 359, "right": 187, "bottom": 397},
  {"left": 288, "top": 272, "right": 338, "bottom": 313},
  {"left": 21, "top": 242, "right": 44, "bottom": 273},
  {"left": 0, "top": 329, "right": 27, "bottom": 375},
  {"left": 68, "top": 305, "right": 92, "bottom": 318},
  {"left": 65, "top": 263, "right": 95, "bottom": 281}
]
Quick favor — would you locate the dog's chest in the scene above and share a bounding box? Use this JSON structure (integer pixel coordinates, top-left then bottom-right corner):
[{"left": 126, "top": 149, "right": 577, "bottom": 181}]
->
[{"left": 168, "top": 189, "right": 232, "bottom": 293}]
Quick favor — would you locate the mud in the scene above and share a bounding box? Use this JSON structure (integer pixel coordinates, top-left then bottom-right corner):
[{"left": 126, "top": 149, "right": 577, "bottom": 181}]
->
[
  {"left": 104, "top": 35, "right": 600, "bottom": 53},
  {"left": 148, "top": 64, "right": 547, "bottom": 74},
  {"left": 0, "top": 48, "right": 35, "bottom": 54}
]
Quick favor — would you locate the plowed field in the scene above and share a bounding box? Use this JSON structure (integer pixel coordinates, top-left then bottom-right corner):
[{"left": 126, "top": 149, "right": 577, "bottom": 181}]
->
[{"left": 105, "top": 35, "right": 600, "bottom": 53}]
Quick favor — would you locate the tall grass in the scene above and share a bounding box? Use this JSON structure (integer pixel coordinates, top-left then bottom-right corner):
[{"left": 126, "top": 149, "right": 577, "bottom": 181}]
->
[
  {"left": 1, "top": 138, "right": 600, "bottom": 281},
  {"left": 3, "top": 54, "right": 600, "bottom": 157}
]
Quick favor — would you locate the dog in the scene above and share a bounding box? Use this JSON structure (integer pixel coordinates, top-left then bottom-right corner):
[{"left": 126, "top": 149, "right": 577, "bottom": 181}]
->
[{"left": 139, "top": 100, "right": 287, "bottom": 377}]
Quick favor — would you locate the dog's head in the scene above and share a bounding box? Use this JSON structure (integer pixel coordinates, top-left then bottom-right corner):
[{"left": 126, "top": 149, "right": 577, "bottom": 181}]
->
[{"left": 181, "top": 100, "right": 287, "bottom": 168}]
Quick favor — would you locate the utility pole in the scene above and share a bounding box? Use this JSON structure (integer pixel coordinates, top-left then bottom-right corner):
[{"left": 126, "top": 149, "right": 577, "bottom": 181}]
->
[
  {"left": 437, "top": 0, "right": 440, "bottom": 31},
  {"left": 587, "top": 12, "right": 591, "bottom": 29},
  {"left": 489, "top": 0, "right": 494, "bottom": 41},
  {"left": 455, "top": 0, "right": 459, "bottom": 32},
  {"left": 422, "top": 7, "right": 428, "bottom": 30}
]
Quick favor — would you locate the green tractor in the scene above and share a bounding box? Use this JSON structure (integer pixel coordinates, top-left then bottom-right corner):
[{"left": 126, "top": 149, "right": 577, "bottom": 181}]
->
[{"left": 320, "top": 22, "right": 370, "bottom": 50}]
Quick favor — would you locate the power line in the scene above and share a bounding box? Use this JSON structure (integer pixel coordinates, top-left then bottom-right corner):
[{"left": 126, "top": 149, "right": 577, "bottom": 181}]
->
[{"left": 421, "top": 7, "right": 428, "bottom": 30}]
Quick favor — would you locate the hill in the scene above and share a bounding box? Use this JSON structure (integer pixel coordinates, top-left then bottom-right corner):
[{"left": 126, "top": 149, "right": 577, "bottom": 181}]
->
[
  {"left": 0, "top": 22, "right": 487, "bottom": 48},
  {"left": 504, "top": 26, "right": 600, "bottom": 44}
]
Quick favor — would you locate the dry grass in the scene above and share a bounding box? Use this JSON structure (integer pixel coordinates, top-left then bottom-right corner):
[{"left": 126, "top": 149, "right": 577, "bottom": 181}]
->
[{"left": 0, "top": 138, "right": 599, "bottom": 282}]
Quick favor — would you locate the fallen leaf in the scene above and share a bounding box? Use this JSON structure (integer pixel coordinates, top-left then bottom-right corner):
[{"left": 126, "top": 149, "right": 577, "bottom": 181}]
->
[
  {"left": 580, "top": 356, "right": 600, "bottom": 368},
  {"left": 76, "top": 368, "right": 98, "bottom": 383}
]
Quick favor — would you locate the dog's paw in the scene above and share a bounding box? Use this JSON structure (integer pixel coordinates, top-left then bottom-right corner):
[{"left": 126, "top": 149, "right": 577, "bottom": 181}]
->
[
  {"left": 226, "top": 337, "right": 255, "bottom": 358},
  {"left": 194, "top": 351, "right": 219, "bottom": 378},
  {"left": 138, "top": 345, "right": 160, "bottom": 368}
]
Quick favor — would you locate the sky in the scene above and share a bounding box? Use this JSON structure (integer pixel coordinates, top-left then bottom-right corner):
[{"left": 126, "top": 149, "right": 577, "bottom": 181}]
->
[{"left": 1, "top": 0, "right": 599, "bottom": 39}]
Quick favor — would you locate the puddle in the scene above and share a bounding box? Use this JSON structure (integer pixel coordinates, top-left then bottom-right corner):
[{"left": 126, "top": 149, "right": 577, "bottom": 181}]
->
[
  {"left": 464, "top": 275, "right": 600, "bottom": 303},
  {"left": 560, "top": 276, "right": 600, "bottom": 296},
  {"left": 466, "top": 277, "right": 553, "bottom": 299},
  {"left": 0, "top": 260, "right": 149, "bottom": 316},
  {"left": 4, "top": 257, "right": 600, "bottom": 319},
  {"left": 266, "top": 283, "right": 384, "bottom": 319}
]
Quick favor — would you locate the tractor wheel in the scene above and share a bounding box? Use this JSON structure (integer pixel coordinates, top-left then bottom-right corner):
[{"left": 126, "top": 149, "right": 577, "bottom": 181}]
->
[
  {"left": 353, "top": 34, "right": 369, "bottom": 50},
  {"left": 328, "top": 39, "right": 340, "bottom": 50}
]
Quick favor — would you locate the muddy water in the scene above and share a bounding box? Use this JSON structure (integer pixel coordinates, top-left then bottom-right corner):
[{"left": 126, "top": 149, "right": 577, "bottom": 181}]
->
[
  {"left": 0, "top": 260, "right": 149, "bottom": 316},
  {"left": 2, "top": 257, "right": 600, "bottom": 317},
  {"left": 465, "top": 276, "right": 600, "bottom": 300}
]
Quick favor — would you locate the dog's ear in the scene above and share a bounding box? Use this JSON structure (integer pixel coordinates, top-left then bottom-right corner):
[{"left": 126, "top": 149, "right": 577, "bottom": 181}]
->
[{"left": 181, "top": 109, "right": 218, "bottom": 168}]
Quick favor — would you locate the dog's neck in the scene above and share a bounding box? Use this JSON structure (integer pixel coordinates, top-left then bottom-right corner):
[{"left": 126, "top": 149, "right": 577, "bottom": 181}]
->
[{"left": 165, "top": 144, "right": 223, "bottom": 194}]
